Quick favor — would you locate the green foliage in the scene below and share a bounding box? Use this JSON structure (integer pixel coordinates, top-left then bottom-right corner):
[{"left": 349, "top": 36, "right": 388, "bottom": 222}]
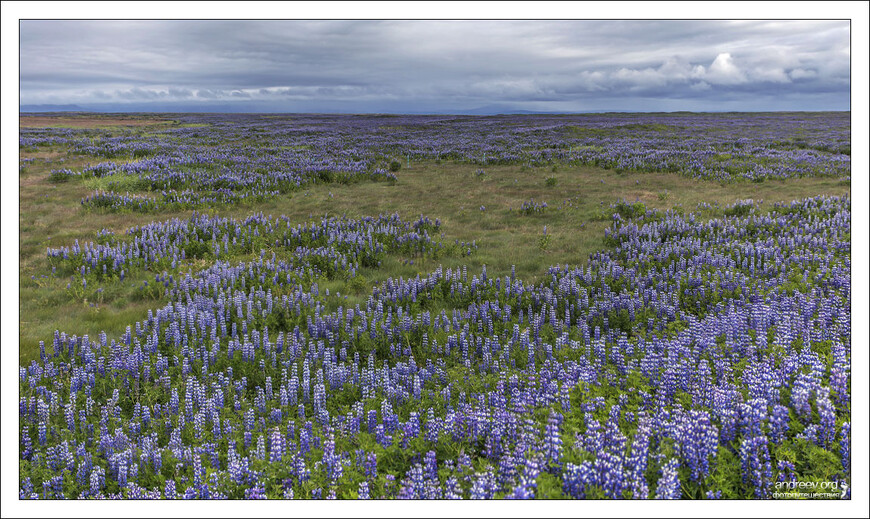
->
[
  {"left": 776, "top": 439, "right": 843, "bottom": 482},
  {"left": 182, "top": 239, "right": 212, "bottom": 260},
  {"left": 345, "top": 274, "right": 369, "bottom": 295},
  {"left": 16, "top": 117, "right": 853, "bottom": 500},
  {"left": 614, "top": 200, "right": 647, "bottom": 219},
  {"left": 48, "top": 169, "right": 77, "bottom": 183},
  {"left": 538, "top": 229, "right": 551, "bottom": 252},
  {"left": 317, "top": 170, "right": 335, "bottom": 183},
  {"left": 724, "top": 203, "right": 753, "bottom": 217},
  {"left": 707, "top": 447, "right": 741, "bottom": 498}
]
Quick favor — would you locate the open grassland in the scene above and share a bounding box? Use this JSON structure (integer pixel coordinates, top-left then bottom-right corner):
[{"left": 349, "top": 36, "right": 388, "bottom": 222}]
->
[
  {"left": 19, "top": 142, "right": 848, "bottom": 363},
  {"left": 18, "top": 113, "right": 851, "bottom": 500},
  {"left": 19, "top": 114, "right": 176, "bottom": 128}
]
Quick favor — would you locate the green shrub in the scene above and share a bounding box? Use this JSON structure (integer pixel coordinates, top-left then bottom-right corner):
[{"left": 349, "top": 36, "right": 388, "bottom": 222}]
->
[{"left": 346, "top": 275, "right": 369, "bottom": 295}]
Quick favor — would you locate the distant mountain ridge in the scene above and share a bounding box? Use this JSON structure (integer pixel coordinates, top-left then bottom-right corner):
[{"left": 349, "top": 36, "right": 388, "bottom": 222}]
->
[
  {"left": 20, "top": 104, "right": 85, "bottom": 112},
  {"left": 18, "top": 102, "right": 566, "bottom": 115},
  {"left": 19, "top": 103, "right": 847, "bottom": 116}
]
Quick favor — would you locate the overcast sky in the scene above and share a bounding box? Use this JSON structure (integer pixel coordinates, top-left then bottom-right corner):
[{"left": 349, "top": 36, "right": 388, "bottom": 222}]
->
[{"left": 19, "top": 20, "right": 851, "bottom": 113}]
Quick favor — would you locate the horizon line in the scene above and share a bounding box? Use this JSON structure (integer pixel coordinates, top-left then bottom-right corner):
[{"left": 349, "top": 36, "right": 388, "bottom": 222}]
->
[{"left": 19, "top": 109, "right": 853, "bottom": 115}]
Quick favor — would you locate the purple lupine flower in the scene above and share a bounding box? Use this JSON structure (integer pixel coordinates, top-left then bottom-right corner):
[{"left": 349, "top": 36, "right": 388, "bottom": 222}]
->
[
  {"left": 469, "top": 470, "right": 497, "bottom": 499},
  {"left": 89, "top": 466, "right": 105, "bottom": 495},
  {"left": 655, "top": 459, "right": 681, "bottom": 500},
  {"left": 672, "top": 410, "right": 718, "bottom": 483},
  {"left": 322, "top": 434, "right": 343, "bottom": 484},
  {"left": 816, "top": 388, "right": 837, "bottom": 449},
  {"left": 542, "top": 411, "right": 564, "bottom": 472},
  {"left": 270, "top": 427, "right": 285, "bottom": 462},
  {"left": 164, "top": 479, "right": 177, "bottom": 500},
  {"left": 563, "top": 461, "right": 597, "bottom": 499},
  {"left": 423, "top": 451, "right": 438, "bottom": 482},
  {"left": 840, "top": 422, "right": 850, "bottom": 475},
  {"left": 364, "top": 451, "right": 378, "bottom": 479},
  {"left": 20, "top": 477, "right": 36, "bottom": 500},
  {"left": 768, "top": 404, "right": 790, "bottom": 445},
  {"left": 595, "top": 450, "right": 626, "bottom": 499},
  {"left": 398, "top": 464, "right": 425, "bottom": 499},
  {"left": 739, "top": 435, "right": 773, "bottom": 499},
  {"left": 776, "top": 460, "right": 797, "bottom": 483},
  {"left": 245, "top": 481, "right": 267, "bottom": 499}
]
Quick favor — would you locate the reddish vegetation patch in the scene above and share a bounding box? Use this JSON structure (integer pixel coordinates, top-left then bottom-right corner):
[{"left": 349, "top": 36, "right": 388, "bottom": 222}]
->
[{"left": 19, "top": 116, "right": 170, "bottom": 128}]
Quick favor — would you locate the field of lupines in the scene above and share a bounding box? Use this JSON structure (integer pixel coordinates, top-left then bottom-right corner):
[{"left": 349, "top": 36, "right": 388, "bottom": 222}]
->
[
  {"left": 21, "top": 112, "right": 850, "bottom": 214},
  {"left": 18, "top": 113, "right": 850, "bottom": 500}
]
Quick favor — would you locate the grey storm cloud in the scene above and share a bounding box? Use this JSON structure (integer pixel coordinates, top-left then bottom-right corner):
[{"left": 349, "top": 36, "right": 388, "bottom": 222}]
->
[{"left": 19, "top": 20, "right": 851, "bottom": 112}]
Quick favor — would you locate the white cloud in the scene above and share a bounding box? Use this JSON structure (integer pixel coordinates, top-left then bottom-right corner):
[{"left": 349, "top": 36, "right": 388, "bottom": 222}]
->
[{"left": 704, "top": 53, "right": 747, "bottom": 85}]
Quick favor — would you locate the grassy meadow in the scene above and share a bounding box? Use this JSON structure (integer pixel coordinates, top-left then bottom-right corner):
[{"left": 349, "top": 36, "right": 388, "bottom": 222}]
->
[
  {"left": 17, "top": 113, "right": 852, "bottom": 501},
  {"left": 18, "top": 117, "right": 849, "bottom": 363}
]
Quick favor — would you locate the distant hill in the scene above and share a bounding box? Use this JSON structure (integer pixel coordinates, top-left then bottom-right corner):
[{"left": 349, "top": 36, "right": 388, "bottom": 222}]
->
[
  {"left": 454, "top": 105, "right": 555, "bottom": 115},
  {"left": 20, "top": 104, "right": 85, "bottom": 112}
]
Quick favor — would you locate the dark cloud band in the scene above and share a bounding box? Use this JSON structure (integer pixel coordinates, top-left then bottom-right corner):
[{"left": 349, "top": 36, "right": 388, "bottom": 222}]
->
[{"left": 19, "top": 20, "right": 850, "bottom": 112}]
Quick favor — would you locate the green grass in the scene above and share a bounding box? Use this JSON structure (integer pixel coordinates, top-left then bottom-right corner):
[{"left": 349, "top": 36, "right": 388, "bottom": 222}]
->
[
  {"left": 81, "top": 172, "right": 152, "bottom": 192},
  {"left": 17, "top": 143, "right": 850, "bottom": 363}
]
